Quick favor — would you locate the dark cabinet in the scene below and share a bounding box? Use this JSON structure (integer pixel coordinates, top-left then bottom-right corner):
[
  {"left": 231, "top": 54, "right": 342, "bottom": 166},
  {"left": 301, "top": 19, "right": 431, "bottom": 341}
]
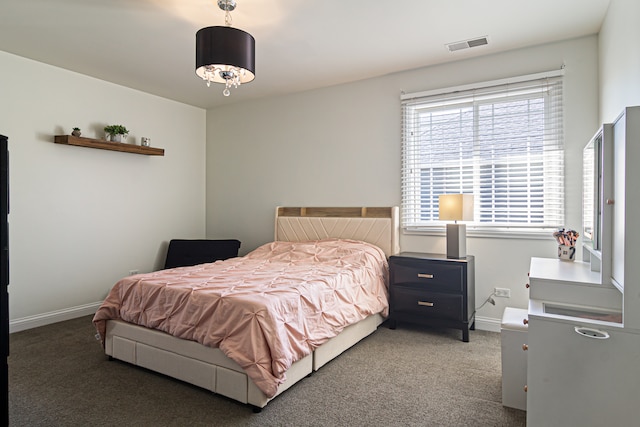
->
[{"left": 388, "top": 253, "right": 475, "bottom": 342}]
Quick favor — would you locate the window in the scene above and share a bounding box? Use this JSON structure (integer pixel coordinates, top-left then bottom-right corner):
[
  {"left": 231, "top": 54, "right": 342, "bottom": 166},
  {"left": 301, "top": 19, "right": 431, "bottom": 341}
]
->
[{"left": 401, "top": 72, "right": 564, "bottom": 235}]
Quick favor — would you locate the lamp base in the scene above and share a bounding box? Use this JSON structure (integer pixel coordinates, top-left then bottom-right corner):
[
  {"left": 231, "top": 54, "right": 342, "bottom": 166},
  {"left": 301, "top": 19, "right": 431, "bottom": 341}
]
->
[{"left": 446, "top": 223, "right": 467, "bottom": 259}]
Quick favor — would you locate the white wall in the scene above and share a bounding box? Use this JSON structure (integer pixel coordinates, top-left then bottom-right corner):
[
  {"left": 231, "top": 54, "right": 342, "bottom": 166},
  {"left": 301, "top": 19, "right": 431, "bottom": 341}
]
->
[
  {"left": 599, "top": 0, "right": 640, "bottom": 122},
  {"left": 206, "top": 36, "right": 599, "bottom": 330},
  {"left": 0, "top": 51, "right": 207, "bottom": 331}
]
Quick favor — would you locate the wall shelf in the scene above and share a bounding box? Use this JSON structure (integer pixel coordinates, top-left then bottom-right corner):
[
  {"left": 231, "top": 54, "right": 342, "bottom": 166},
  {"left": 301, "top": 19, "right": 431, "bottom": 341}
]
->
[{"left": 54, "top": 135, "right": 164, "bottom": 156}]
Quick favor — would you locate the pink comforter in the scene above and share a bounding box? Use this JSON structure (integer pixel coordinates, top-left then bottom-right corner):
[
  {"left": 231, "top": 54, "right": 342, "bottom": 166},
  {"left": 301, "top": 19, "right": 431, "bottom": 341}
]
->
[{"left": 93, "top": 239, "right": 389, "bottom": 397}]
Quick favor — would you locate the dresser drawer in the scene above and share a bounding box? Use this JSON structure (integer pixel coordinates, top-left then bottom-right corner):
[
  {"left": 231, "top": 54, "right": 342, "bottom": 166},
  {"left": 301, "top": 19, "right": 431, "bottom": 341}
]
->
[
  {"left": 390, "top": 258, "right": 464, "bottom": 292},
  {"left": 391, "top": 287, "right": 463, "bottom": 321}
]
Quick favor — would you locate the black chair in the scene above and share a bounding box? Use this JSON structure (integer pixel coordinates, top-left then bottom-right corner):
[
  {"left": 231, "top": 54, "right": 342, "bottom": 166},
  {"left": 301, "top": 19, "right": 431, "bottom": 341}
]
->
[{"left": 163, "top": 239, "right": 241, "bottom": 269}]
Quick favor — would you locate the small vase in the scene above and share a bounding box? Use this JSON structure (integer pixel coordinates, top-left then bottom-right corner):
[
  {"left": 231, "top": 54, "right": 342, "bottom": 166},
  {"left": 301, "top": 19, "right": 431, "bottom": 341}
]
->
[{"left": 71, "top": 130, "right": 81, "bottom": 137}]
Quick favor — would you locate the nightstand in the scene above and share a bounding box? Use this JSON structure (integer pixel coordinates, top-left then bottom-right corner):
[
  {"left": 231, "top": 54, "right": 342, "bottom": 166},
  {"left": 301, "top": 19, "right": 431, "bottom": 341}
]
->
[{"left": 388, "top": 252, "right": 475, "bottom": 342}]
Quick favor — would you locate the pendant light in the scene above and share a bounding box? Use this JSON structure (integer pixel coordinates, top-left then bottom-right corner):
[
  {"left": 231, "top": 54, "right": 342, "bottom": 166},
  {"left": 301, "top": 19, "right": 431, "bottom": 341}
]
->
[{"left": 195, "top": 0, "right": 255, "bottom": 97}]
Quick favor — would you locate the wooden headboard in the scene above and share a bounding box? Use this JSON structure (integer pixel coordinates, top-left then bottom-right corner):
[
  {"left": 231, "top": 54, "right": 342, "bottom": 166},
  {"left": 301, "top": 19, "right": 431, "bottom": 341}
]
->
[{"left": 274, "top": 207, "right": 400, "bottom": 257}]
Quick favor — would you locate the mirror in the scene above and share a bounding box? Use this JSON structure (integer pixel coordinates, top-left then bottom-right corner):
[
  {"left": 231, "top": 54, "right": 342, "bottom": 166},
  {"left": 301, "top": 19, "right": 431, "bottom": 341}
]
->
[{"left": 583, "top": 131, "right": 602, "bottom": 250}]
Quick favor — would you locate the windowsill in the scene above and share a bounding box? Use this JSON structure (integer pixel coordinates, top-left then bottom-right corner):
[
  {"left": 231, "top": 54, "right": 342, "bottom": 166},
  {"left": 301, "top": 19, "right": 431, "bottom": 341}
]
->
[{"left": 403, "top": 226, "right": 556, "bottom": 240}]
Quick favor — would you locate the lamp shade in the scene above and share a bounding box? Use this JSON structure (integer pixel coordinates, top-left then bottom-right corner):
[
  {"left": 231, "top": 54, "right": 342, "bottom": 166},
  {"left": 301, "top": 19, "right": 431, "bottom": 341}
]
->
[
  {"left": 195, "top": 26, "right": 255, "bottom": 84},
  {"left": 439, "top": 194, "right": 474, "bottom": 222}
]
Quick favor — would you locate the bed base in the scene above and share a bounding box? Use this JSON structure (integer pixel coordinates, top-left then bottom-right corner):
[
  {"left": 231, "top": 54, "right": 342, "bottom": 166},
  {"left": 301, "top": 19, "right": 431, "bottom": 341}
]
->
[{"left": 105, "top": 313, "right": 383, "bottom": 410}]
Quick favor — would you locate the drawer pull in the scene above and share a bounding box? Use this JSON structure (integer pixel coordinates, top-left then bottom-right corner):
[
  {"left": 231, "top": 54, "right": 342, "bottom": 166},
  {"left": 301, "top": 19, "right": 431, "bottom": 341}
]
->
[
  {"left": 417, "top": 273, "right": 434, "bottom": 279},
  {"left": 418, "top": 301, "right": 434, "bottom": 307}
]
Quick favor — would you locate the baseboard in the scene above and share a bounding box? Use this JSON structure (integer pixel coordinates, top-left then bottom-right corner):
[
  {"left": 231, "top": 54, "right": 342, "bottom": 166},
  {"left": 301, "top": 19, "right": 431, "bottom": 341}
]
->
[
  {"left": 474, "top": 315, "right": 502, "bottom": 333},
  {"left": 9, "top": 301, "right": 102, "bottom": 333}
]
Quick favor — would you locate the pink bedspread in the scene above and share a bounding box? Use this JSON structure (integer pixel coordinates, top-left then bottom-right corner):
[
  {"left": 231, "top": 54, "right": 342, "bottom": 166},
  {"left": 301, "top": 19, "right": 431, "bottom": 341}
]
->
[{"left": 93, "top": 239, "right": 389, "bottom": 398}]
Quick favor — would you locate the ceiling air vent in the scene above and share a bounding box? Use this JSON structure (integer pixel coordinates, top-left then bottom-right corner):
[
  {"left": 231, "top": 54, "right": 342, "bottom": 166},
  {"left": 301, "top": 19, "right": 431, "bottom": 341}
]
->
[{"left": 446, "top": 36, "right": 489, "bottom": 53}]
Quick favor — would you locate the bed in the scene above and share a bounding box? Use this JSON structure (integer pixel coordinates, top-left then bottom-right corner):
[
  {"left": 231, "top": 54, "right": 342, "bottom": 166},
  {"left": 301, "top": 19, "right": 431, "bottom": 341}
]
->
[{"left": 93, "top": 206, "right": 399, "bottom": 411}]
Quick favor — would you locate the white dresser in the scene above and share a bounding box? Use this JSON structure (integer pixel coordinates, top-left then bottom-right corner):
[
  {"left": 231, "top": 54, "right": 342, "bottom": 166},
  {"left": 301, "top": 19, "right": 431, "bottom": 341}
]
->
[
  {"left": 526, "top": 258, "right": 639, "bottom": 426},
  {"left": 526, "top": 107, "right": 640, "bottom": 426}
]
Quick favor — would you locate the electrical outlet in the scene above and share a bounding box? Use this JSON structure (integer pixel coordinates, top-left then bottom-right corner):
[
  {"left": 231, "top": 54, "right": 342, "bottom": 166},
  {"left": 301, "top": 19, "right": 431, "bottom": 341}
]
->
[
  {"left": 129, "top": 269, "right": 139, "bottom": 276},
  {"left": 494, "top": 287, "right": 511, "bottom": 298}
]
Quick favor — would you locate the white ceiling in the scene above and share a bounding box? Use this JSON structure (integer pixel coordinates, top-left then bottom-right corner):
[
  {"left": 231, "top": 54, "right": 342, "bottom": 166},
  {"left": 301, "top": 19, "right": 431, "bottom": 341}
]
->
[{"left": 0, "top": 0, "right": 611, "bottom": 110}]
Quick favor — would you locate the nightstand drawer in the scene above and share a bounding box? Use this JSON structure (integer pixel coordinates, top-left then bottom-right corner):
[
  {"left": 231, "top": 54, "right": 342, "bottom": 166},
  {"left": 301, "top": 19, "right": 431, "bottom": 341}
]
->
[
  {"left": 391, "top": 287, "right": 463, "bottom": 321},
  {"left": 390, "top": 259, "right": 464, "bottom": 292}
]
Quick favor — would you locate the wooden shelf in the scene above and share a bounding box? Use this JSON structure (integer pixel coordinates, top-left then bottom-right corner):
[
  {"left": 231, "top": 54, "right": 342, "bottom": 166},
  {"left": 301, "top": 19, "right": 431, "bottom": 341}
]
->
[{"left": 54, "top": 135, "right": 164, "bottom": 156}]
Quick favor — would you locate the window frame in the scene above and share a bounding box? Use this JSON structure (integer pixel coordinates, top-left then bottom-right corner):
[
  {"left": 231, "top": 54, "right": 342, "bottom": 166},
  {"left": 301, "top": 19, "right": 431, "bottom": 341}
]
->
[{"left": 401, "top": 70, "right": 565, "bottom": 238}]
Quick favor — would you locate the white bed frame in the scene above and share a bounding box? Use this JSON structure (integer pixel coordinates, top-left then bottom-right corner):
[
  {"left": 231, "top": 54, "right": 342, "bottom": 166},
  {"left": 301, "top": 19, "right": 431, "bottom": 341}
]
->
[{"left": 103, "top": 206, "right": 399, "bottom": 411}]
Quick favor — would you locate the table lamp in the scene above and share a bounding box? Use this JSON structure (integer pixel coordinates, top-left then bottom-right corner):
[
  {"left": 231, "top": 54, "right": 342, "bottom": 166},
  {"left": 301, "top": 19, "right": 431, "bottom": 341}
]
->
[{"left": 439, "top": 194, "right": 474, "bottom": 259}]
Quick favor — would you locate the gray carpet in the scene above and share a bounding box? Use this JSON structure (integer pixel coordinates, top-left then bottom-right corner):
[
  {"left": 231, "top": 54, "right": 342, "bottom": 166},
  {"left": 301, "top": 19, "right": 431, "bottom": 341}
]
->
[{"left": 9, "top": 316, "right": 525, "bottom": 426}]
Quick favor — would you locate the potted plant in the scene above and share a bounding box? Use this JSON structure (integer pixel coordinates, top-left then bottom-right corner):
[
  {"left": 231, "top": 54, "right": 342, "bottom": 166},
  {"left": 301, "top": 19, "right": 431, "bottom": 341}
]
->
[
  {"left": 71, "top": 127, "right": 81, "bottom": 137},
  {"left": 104, "top": 124, "right": 129, "bottom": 143}
]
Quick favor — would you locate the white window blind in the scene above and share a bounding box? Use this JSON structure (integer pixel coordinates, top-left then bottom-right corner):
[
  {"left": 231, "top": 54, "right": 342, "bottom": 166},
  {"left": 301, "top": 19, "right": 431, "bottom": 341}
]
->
[{"left": 401, "top": 72, "right": 564, "bottom": 233}]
